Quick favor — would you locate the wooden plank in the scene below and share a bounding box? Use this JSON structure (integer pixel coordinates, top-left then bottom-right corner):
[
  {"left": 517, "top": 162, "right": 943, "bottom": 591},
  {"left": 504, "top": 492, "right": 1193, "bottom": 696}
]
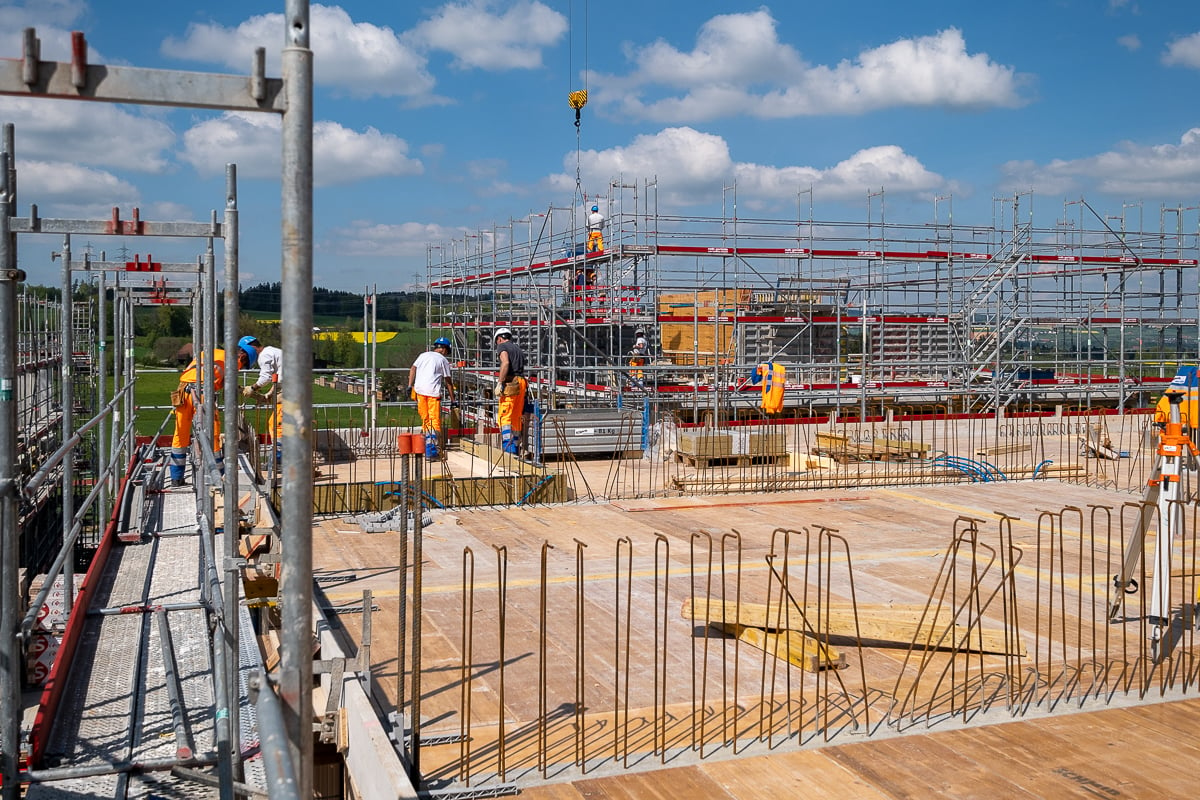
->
[
  {"left": 715, "top": 623, "right": 845, "bottom": 670},
  {"left": 683, "top": 597, "right": 1023, "bottom": 656}
]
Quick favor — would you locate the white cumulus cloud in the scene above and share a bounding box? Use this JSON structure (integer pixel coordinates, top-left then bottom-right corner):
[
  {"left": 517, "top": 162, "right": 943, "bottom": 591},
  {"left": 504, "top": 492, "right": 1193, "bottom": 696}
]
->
[
  {"left": 16, "top": 159, "right": 140, "bottom": 215},
  {"left": 408, "top": 0, "right": 567, "bottom": 70},
  {"left": 0, "top": 98, "right": 174, "bottom": 172},
  {"left": 323, "top": 220, "right": 467, "bottom": 257},
  {"left": 180, "top": 112, "right": 423, "bottom": 186},
  {"left": 1000, "top": 128, "right": 1200, "bottom": 198},
  {"left": 162, "top": 4, "right": 437, "bottom": 100},
  {"left": 1163, "top": 32, "right": 1200, "bottom": 68},
  {"left": 1117, "top": 34, "right": 1141, "bottom": 52},
  {"left": 588, "top": 11, "right": 1027, "bottom": 122},
  {"left": 0, "top": 1, "right": 104, "bottom": 62},
  {"left": 551, "top": 127, "right": 951, "bottom": 206}
]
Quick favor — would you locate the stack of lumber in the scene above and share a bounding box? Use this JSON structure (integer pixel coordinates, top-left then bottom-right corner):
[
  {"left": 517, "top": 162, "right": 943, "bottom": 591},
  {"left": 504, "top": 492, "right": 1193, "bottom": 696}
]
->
[{"left": 682, "top": 597, "right": 1023, "bottom": 659}]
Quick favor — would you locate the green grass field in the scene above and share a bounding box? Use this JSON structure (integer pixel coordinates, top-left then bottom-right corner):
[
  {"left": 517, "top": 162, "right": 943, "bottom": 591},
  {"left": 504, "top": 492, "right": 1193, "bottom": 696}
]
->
[{"left": 130, "top": 368, "right": 419, "bottom": 436}]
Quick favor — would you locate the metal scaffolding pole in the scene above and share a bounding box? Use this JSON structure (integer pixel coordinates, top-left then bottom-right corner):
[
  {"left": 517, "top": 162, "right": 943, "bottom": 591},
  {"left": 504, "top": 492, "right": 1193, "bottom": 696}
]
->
[
  {"left": 221, "top": 164, "right": 243, "bottom": 781},
  {"left": 97, "top": 268, "right": 109, "bottom": 529},
  {"left": 59, "top": 236, "right": 75, "bottom": 615},
  {"left": 279, "top": 2, "right": 315, "bottom": 796},
  {"left": 0, "top": 146, "right": 24, "bottom": 800}
]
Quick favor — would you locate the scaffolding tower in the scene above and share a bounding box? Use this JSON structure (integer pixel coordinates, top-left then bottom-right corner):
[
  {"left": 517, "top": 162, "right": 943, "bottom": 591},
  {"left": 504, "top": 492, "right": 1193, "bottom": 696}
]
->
[{"left": 427, "top": 184, "right": 1199, "bottom": 423}]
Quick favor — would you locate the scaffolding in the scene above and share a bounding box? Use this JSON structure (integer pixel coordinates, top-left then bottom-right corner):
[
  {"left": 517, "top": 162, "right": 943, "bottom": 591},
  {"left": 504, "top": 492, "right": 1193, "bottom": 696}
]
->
[{"left": 427, "top": 184, "right": 1200, "bottom": 424}]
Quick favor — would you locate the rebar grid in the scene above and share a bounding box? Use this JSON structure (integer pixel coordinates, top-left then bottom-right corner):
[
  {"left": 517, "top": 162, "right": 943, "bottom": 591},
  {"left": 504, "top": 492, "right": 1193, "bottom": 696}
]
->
[{"left": 411, "top": 497, "right": 1200, "bottom": 790}]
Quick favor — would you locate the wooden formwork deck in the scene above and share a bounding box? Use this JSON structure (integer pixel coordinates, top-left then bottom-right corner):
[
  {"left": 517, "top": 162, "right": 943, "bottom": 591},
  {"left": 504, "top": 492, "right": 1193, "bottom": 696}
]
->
[{"left": 310, "top": 473, "right": 1200, "bottom": 798}]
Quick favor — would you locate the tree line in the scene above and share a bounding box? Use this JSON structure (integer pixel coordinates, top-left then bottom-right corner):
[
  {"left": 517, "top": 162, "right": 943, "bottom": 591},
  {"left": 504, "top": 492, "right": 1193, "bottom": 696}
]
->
[{"left": 240, "top": 282, "right": 426, "bottom": 323}]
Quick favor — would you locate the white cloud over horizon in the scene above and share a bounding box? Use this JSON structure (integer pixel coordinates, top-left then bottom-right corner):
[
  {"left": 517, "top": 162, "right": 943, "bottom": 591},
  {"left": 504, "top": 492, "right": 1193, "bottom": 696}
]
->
[
  {"left": 550, "top": 127, "right": 953, "bottom": 207},
  {"left": 587, "top": 12, "right": 1028, "bottom": 122},
  {"left": 322, "top": 219, "right": 468, "bottom": 257},
  {"left": 180, "top": 112, "right": 423, "bottom": 186},
  {"left": 161, "top": 2, "right": 568, "bottom": 103},
  {"left": 15, "top": 159, "right": 140, "bottom": 215},
  {"left": 407, "top": 0, "right": 567, "bottom": 70},
  {"left": 1000, "top": 128, "right": 1200, "bottom": 198},
  {"left": 162, "top": 4, "right": 438, "bottom": 101},
  {"left": 0, "top": 98, "right": 174, "bottom": 172}
]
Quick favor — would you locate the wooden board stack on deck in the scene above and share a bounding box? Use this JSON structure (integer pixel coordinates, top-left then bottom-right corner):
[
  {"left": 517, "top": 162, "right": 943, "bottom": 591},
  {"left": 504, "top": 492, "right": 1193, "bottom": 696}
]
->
[
  {"left": 682, "top": 597, "right": 1023, "bottom": 657},
  {"left": 676, "top": 428, "right": 790, "bottom": 469},
  {"left": 813, "top": 432, "right": 931, "bottom": 463}
]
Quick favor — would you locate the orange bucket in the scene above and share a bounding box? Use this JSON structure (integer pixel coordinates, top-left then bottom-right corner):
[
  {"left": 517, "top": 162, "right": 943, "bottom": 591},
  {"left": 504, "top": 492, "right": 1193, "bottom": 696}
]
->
[
  {"left": 397, "top": 434, "right": 413, "bottom": 454},
  {"left": 409, "top": 433, "right": 426, "bottom": 453}
]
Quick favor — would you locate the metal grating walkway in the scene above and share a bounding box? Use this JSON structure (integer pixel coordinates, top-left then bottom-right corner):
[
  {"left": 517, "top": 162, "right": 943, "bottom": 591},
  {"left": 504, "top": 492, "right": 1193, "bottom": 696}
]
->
[{"left": 28, "top": 457, "right": 266, "bottom": 798}]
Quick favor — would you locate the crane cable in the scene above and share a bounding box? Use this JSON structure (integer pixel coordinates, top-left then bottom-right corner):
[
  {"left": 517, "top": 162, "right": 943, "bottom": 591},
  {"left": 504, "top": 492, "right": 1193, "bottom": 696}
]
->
[{"left": 568, "top": 0, "right": 589, "bottom": 210}]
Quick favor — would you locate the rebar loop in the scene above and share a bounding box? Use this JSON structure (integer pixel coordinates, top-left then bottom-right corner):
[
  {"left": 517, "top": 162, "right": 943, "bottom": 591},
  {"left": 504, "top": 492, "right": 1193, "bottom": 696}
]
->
[
  {"left": 816, "top": 527, "right": 871, "bottom": 737},
  {"left": 760, "top": 528, "right": 794, "bottom": 748},
  {"left": 537, "top": 541, "right": 552, "bottom": 777},
  {"left": 719, "top": 531, "right": 741, "bottom": 751},
  {"left": 652, "top": 532, "right": 670, "bottom": 762},
  {"left": 689, "top": 530, "right": 713, "bottom": 755},
  {"left": 890, "top": 518, "right": 1008, "bottom": 727},
  {"left": 459, "top": 547, "right": 474, "bottom": 785},
  {"left": 492, "top": 543, "right": 509, "bottom": 781},
  {"left": 613, "top": 535, "right": 633, "bottom": 767},
  {"left": 573, "top": 537, "right": 588, "bottom": 772},
  {"left": 993, "top": 512, "right": 1024, "bottom": 711}
]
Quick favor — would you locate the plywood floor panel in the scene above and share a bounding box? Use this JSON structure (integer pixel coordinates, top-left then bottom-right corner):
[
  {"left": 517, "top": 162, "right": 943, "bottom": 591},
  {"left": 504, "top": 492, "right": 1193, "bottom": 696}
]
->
[
  {"left": 569, "top": 765, "right": 734, "bottom": 800},
  {"left": 699, "top": 748, "right": 891, "bottom": 799},
  {"left": 311, "top": 479, "right": 1200, "bottom": 798}
]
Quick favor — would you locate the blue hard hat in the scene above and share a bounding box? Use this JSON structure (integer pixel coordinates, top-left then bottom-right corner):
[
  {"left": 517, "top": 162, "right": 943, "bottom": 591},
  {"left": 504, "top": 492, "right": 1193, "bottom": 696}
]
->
[
  {"left": 591, "top": 205, "right": 599, "bottom": 212},
  {"left": 434, "top": 337, "right": 451, "bottom": 348},
  {"left": 237, "top": 335, "right": 260, "bottom": 368}
]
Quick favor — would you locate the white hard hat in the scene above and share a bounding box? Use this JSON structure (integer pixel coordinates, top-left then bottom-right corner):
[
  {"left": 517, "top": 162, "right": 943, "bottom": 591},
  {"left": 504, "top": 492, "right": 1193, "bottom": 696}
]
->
[{"left": 494, "top": 326, "right": 512, "bottom": 339}]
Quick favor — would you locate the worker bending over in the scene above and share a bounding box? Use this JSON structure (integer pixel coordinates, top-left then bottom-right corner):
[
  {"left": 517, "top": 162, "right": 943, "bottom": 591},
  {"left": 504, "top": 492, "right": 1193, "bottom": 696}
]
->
[
  {"left": 407, "top": 337, "right": 456, "bottom": 460},
  {"left": 241, "top": 337, "right": 283, "bottom": 441},
  {"left": 170, "top": 336, "right": 259, "bottom": 487}
]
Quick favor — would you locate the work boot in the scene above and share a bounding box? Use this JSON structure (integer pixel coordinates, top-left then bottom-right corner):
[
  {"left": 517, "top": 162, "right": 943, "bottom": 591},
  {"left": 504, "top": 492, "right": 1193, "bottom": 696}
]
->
[{"left": 171, "top": 477, "right": 185, "bottom": 488}]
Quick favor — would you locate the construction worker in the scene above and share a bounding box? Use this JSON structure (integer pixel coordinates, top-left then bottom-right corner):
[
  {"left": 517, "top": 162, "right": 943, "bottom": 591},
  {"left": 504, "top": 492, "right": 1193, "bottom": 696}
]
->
[
  {"left": 407, "top": 337, "right": 456, "bottom": 460},
  {"left": 493, "top": 327, "right": 527, "bottom": 455},
  {"left": 628, "top": 329, "right": 649, "bottom": 390},
  {"left": 241, "top": 337, "right": 283, "bottom": 441},
  {"left": 169, "top": 336, "right": 259, "bottom": 487},
  {"left": 571, "top": 266, "right": 588, "bottom": 311},
  {"left": 586, "top": 203, "right": 605, "bottom": 252}
]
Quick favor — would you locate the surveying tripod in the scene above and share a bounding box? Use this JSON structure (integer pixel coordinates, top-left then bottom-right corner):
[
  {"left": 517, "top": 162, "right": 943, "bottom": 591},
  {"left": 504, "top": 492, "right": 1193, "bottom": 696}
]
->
[{"left": 1108, "top": 388, "right": 1200, "bottom": 658}]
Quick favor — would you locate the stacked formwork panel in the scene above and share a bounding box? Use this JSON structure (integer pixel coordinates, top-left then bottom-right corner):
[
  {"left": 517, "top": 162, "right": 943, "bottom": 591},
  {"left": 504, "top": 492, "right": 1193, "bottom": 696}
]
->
[{"left": 428, "top": 187, "right": 1200, "bottom": 424}]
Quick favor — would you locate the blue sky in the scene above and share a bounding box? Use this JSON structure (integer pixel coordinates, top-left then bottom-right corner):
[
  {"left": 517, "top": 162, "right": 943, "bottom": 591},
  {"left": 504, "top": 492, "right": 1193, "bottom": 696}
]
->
[{"left": 2, "top": 0, "right": 1199, "bottom": 291}]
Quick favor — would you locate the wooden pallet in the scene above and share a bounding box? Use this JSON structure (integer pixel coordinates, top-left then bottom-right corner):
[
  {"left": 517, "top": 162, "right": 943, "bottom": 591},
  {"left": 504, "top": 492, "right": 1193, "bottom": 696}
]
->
[{"left": 673, "top": 452, "right": 790, "bottom": 469}]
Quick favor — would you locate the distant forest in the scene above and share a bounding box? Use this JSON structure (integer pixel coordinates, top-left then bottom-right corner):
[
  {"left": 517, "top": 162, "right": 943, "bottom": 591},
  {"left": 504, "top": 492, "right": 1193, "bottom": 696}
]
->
[{"left": 239, "top": 282, "right": 426, "bottom": 323}]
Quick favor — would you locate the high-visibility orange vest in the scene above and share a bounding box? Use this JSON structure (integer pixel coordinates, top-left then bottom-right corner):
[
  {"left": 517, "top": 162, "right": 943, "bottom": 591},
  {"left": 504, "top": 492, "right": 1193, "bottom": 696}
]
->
[
  {"left": 180, "top": 348, "right": 229, "bottom": 391},
  {"left": 757, "top": 362, "right": 786, "bottom": 414}
]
